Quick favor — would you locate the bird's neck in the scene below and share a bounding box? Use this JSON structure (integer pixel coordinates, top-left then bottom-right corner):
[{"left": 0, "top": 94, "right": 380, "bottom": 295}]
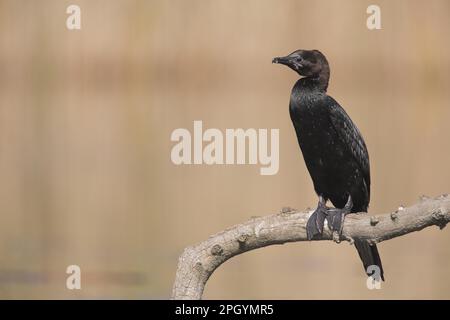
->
[{"left": 298, "top": 68, "right": 330, "bottom": 92}]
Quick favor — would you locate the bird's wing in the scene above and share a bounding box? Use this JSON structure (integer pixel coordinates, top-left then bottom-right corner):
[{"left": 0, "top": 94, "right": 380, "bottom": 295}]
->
[{"left": 327, "top": 97, "right": 371, "bottom": 197}]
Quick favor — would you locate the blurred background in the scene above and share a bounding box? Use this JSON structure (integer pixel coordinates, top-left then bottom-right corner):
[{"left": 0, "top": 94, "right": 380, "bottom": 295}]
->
[{"left": 0, "top": 0, "right": 449, "bottom": 299}]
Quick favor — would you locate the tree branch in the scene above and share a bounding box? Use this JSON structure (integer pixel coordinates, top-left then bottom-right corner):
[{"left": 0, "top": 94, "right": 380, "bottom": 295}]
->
[{"left": 171, "top": 194, "right": 450, "bottom": 300}]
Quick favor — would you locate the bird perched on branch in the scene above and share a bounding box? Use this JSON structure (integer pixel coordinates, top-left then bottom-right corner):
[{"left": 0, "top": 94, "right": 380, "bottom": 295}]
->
[{"left": 273, "top": 49, "right": 384, "bottom": 281}]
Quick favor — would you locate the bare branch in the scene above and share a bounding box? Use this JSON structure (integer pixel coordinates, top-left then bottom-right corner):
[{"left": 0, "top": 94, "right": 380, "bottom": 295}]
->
[{"left": 171, "top": 195, "right": 450, "bottom": 300}]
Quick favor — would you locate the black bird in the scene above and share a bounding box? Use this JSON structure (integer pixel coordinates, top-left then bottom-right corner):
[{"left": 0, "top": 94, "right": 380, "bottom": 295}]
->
[{"left": 273, "top": 49, "right": 384, "bottom": 281}]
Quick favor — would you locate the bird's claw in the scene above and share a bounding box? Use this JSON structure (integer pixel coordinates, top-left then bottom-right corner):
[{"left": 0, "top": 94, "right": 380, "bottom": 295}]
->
[
  {"left": 306, "top": 196, "right": 327, "bottom": 240},
  {"left": 306, "top": 208, "right": 327, "bottom": 240},
  {"left": 344, "top": 195, "right": 353, "bottom": 211},
  {"left": 306, "top": 195, "right": 354, "bottom": 241},
  {"left": 325, "top": 195, "right": 353, "bottom": 240}
]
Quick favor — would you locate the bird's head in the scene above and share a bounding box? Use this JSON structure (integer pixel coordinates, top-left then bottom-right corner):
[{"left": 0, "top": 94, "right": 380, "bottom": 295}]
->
[{"left": 272, "top": 49, "right": 329, "bottom": 78}]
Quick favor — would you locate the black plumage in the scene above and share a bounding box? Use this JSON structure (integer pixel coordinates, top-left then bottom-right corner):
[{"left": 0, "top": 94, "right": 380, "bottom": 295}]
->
[{"left": 273, "top": 49, "right": 384, "bottom": 281}]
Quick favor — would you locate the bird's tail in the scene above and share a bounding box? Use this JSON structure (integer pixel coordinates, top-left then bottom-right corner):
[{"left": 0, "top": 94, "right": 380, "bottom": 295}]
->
[{"left": 354, "top": 239, "right": 384, "bottom": 281}]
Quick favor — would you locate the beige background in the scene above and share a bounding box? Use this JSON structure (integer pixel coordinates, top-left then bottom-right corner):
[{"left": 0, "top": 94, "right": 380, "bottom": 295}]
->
[{"left": 0, "top": 0, "right": 449, "bottom": 299}]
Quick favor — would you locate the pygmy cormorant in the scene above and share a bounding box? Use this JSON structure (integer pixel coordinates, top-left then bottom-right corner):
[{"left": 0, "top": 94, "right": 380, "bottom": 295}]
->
[{"left": 273, "top": 49, "right": 384, "bottom": 281}]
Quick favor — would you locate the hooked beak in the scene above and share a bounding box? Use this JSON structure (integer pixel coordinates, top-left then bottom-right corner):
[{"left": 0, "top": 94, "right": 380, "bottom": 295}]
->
[
  {"left": 272, "top": 55, "right": 300, "bottom": 70},
  {"left": 272, "top": 56, "right": 293, "bottom": 66},
  {"left": 272, "top": 56, "right": 291, "bottom": 65}
]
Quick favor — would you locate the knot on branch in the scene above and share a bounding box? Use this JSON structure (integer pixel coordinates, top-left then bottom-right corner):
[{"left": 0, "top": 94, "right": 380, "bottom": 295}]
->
[
  {"left": 237, "top": 234, "right": 249, "bottom": 243},
  {"left": 211, "top": 244, "right": 224, "bottom": 256},
  {"left": 432, "top": 208, "right": 448, "bottom": 229},
  {"left": 237, "top": 234, "right": 249, "bottom": 249},
  {"left": 370, "top": 216, "right": 380, "bottom": 226},
  {"left": 194, "top": 261, "right": 204, "bottom": 272}
]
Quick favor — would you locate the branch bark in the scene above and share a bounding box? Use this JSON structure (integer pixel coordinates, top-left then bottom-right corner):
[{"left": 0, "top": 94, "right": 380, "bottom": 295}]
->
[{"left": 171, "top": 195, "right": 450, "bottom": 300}]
